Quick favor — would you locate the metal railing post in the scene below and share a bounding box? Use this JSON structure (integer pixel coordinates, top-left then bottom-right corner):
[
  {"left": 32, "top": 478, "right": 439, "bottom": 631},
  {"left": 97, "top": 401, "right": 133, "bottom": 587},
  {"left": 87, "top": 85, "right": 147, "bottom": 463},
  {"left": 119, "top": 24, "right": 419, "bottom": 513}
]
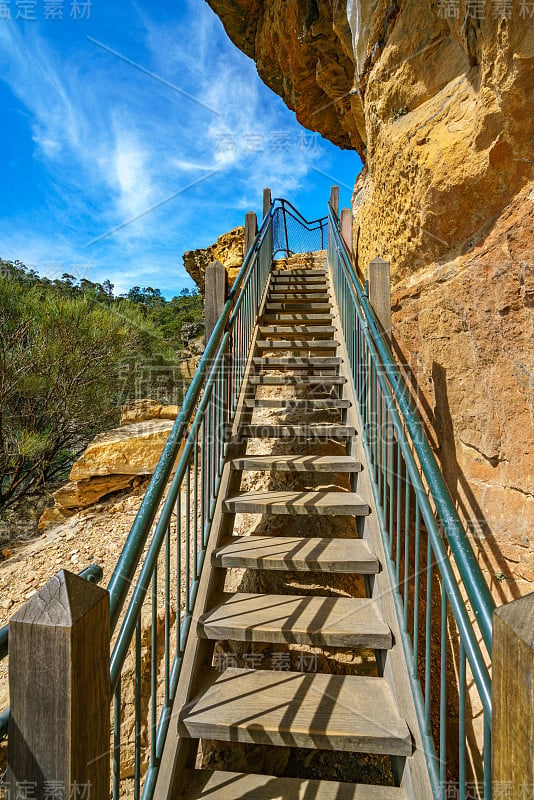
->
[{"left": 7, "top": 570, "right": 110, "bottom": 799}]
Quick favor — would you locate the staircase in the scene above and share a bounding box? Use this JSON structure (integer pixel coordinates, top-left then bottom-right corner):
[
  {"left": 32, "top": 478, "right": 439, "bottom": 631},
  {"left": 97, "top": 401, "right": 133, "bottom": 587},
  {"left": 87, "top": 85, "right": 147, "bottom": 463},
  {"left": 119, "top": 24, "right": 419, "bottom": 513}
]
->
[
  {"left": 169, "top": 252, "right": 425, "bottom": 798},
  {"left": 24, "top": 196, "right": 490, "bottom": 800}
]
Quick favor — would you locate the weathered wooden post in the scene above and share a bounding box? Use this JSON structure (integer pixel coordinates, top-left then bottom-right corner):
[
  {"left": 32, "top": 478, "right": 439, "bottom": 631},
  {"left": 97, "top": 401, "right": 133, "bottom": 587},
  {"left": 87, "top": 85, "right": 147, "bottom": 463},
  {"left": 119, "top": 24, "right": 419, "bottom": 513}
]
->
[
  {"left": 204, "top": 260, "right": 227, "bottom": 344},
  {"left": 263, "top": 187, "right": 272, "bottom": 219},
  {"left": 340, "top": 208, "right": 352, "bottom": 254},
  {"left": 330, "top": 186, "right": 339, "bottom": 219},
  {"left": 7, "top": 570, "right": 110, "bottom": 799},
  {"left": 244, "top": 211, "right": 258, "bottom": 255},
  {"left": 368, "top": 257, "right": 392, "bottom": 341},
  {"left": 492, "top": 593, "right": 534, "bottom": 796}
]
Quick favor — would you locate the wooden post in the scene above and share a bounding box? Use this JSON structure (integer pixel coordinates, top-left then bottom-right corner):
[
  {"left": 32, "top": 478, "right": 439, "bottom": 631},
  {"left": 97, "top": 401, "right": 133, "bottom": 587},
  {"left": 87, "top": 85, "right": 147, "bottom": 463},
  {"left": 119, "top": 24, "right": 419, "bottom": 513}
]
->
[
  {"left": 340, "top": 208, "right": 352, "bottom": 254},
  {"left": 330, "top": 186, "right": 339, "bottom": 219},
  {"left": 263, "top": 187, "right": 272, "bottom": 219},
  {"left": 244, "top": 211, "right": 258, "bottom": 255},
  {"left": 492, "top": 593, "right": 534, "bottom": 796},
  {"left": 368, "top": 257, "right": 392, "bottom": 341},
  {"left": 204, "top": 259, "right": 227, "bottom": 344},
  {"left": 7, "top": 570, "right": 110, "bottom": 799}
]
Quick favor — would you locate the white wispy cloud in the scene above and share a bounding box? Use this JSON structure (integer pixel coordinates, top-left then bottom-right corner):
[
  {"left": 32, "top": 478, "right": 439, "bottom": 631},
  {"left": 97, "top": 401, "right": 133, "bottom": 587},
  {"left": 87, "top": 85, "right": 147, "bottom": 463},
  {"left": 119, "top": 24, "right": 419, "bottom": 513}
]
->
[{"left": 0, "top": 0, "right": 350, "bottom": 295}]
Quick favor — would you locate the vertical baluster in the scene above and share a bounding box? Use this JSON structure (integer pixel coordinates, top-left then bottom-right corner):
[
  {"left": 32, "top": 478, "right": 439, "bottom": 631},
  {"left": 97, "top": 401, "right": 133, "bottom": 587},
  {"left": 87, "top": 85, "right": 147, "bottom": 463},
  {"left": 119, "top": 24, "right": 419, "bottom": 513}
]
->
[
  {"left": 164, "top": 522, "right": 170, "bottom": 708},
  {"left": 151, "top": 565, "right": 158, "bottom": 768},
  {"left": 113, "top": 678, "right": 121, "bottom": 799},
  {"left": 207, "top": 394, "right": 212, "bottom": 538},
  {"left": 176, "top": 485, "right": 181, "bottom": 656},
  {"left": 185, "top": 463, "right": 191, "bottom": 616},
  {"left": 193, "top": 427, "right": 199, "bottom": 579},
  {"left": 388, "top": 417, "right": 394, "bottom": 552},
  {"left": 395, "top": 442, "right": 402, "bottom": 562},
  {"left": 413, "top": 500, "right": 421, "bottom": 663},
  {"left": 458, "top": 640, "right": 466, "bottom": 800},
  {"left": 403, "top": 474, "right": 411, "bottom": 611},
  {"left": 440, "top": 587, "right": 448, "bottom": 799},
  {"left": 425, "top": 539, "right": 433, "bottom": 731},
  {"left": 200, "top": 412, "right": 205, "bottom": 551},
  {"left": 483, "top": 714, "right": 491, "bottom": 800},
  {"left": 134, "top": 618, "right": 141, "bottom": 800}
]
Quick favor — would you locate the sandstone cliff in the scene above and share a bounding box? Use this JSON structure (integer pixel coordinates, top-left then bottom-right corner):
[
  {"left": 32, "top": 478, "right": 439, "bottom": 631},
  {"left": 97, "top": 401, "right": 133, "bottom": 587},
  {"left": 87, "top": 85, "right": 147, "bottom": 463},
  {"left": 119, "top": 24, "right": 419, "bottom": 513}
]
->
[
  {"left": 183, "top": 226, "right": 245, "bottom": 292},
  {"left": 206, "top": 0, "right": 534, "bottom": 600}
]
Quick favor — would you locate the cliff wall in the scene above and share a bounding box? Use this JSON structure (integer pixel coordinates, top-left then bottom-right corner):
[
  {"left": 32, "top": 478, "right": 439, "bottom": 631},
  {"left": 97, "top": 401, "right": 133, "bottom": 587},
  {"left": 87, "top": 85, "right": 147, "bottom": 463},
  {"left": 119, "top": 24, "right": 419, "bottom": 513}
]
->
[{"left": 206, "top": 0, "right": 533, "bottom": 600}]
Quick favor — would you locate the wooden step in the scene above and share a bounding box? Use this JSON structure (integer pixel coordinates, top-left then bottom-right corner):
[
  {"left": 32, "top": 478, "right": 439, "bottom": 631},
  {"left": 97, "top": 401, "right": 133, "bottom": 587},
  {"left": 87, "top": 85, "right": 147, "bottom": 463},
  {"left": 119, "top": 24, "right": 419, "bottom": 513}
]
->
[
  {"left": 258, "top": 325, "right": 336, "bottom": 338},
  {"left": 269, "top": 287, "right": 329, "bottom": 295},
  {"left": 199, "top": 592, "right": 392, "bottom": 649},
  {"left": 224, "top": 491, "right": 370, "bottom": 516},
  {"left": 255, "top": 340, "right": 339, "bottom": 350},
  {"left": 213, "top": 535, "right": 378, "bottom": 573},
  {"left": 252, "top": 357, "right": 342, "bottom": 369},
  {"left": 268, "top": 288, "right": 330, "bottom": 295},
  {"left": 230, "top": 454, "right": 361, "bottom": 471},
  {"left": 179, "top": 667, "right": 412, "bottom": 756},
  {"left": 262, "top": 315, "right": 334, "bottom": 324},
  {"left": 242, "top": 398, "right": 350, "bottom": 410},
  {"left": 181, "top": 769, "right": 407, "bottom": 800},
  {"left": 271, "top": 274, "right": 327, "bottom": 282},
  {"left": 265, "top": 303, "right": 333, "bottom": 312},
  {"left": 273, "top": 269, "right": 326, "bottom": 277},
  {"left": 248, "top": 375, "right": 346, "bottom": 386},
  {"left": 237, "top": 425, "right": 355, "bottom": 438}
]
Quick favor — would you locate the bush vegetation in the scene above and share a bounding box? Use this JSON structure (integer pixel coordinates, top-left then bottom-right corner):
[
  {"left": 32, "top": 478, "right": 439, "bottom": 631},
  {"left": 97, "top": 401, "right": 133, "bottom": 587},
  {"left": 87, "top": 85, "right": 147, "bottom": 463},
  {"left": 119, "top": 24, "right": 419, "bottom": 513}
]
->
[{"left": 0, "top": 259, "right": 203, "bottom": 510}]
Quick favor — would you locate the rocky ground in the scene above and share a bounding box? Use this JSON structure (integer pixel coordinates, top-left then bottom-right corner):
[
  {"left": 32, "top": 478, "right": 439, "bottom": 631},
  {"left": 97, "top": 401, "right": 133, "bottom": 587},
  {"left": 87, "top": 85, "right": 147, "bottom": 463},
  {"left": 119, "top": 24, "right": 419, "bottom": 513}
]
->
[{"left": 0, "top": 371, "right": 396, "bottom": 792}]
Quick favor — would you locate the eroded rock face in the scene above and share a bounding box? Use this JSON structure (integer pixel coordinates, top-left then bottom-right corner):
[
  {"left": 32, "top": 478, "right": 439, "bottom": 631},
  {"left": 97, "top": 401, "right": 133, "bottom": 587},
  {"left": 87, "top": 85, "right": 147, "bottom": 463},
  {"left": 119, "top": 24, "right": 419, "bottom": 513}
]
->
[
  {"left": 183, "top": 226, "right": 245, "bottom": 292},
  {"left": 391, "top": 183, "right": 534, "bottom": 601},
  {"left": 206, "top": 0, "right": 534, "bottom": 598},
  {"left": 70, "top": 420, "right": 174, "bottom": 481},
  {"left": 207, "top": 0, "right": 533, "bottom": 273},
  {"left": 39, "top": 409, "right": 179, "bottom": 525}
]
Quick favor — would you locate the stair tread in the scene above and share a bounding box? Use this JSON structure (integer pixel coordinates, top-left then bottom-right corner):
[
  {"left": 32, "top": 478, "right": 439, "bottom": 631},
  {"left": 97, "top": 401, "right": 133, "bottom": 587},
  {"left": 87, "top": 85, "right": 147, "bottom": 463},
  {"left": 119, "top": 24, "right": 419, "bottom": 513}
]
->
[
  {"left": 213, "top": 535, "right": 379, "bottom": 573},
  {"left": 181, "top": 769, "right": 407, "bottom": 800},
  {"left": 224, "top": 491, "right": 371, "bottom": 516},
  {"left": 179, "top": 667, "right": 411, "bottom": 756},
  {"left": 256, "top": 340, "right": 339, "bottom": 349},
  {"left": 253, "top": 357, "right": 342, "bottom": 367},
  {"left": 237, "top": 425, "right": 355, "bottom": 437},
  {"left": 249, "top": 376, "right": 346, "bottom": 385},
  {"left": 266, "top": 302, "right": 333, "bottom": 309},
  {"left": 262, "top": 315, "right": 334, "bottom": 322},
  {"left": 258, "top": 326, "right": 336, "bottom": 336},
  {"left": 269, "top": 289, "right": 330, "bottom": 296},
  {"left": 199, "top": 592, "right": 391, "bottom": 648},
  {"left": 274, "top": 269, "right": 326, "bottom": 276},
  {"left": 231, "top": 454, "right": 361, "bottom": 470},
  {"left": 243, "top": 399, "right": 350, "bottom": 409}
]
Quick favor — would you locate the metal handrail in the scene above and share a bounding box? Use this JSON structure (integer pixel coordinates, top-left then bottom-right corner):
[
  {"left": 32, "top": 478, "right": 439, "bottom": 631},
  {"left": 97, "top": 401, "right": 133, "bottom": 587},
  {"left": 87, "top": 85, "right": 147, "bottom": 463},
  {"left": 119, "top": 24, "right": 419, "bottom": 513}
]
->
[
  {"left": 271, "top": 199, "right": 328, "bottom": 257},
  {"left": 328, "top": 205, "right": 494, "bottom": 797},
  {"left": 328, "top": 204, "right": 495, "bottom": 651},
  {"left": 106, "top": 200, "right": 279, "bottom": 799},
  {"left": 106, "top": 203, "right": 276, "bottom": 633}
]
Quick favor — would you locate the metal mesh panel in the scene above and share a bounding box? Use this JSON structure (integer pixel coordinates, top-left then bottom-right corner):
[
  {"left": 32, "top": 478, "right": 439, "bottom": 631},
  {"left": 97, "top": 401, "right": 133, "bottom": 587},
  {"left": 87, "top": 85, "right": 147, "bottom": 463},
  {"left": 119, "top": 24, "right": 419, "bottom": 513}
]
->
[{"left": 272, "top": 204, "right": 327, "bottom": 256}]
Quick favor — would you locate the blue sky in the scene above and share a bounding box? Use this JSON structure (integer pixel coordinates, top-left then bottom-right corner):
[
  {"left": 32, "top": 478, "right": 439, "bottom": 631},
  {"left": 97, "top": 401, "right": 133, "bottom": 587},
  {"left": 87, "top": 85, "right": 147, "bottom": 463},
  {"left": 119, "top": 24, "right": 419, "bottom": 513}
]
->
[{"left": 0, "top": 0, "right": 361, "bottom": 297}]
